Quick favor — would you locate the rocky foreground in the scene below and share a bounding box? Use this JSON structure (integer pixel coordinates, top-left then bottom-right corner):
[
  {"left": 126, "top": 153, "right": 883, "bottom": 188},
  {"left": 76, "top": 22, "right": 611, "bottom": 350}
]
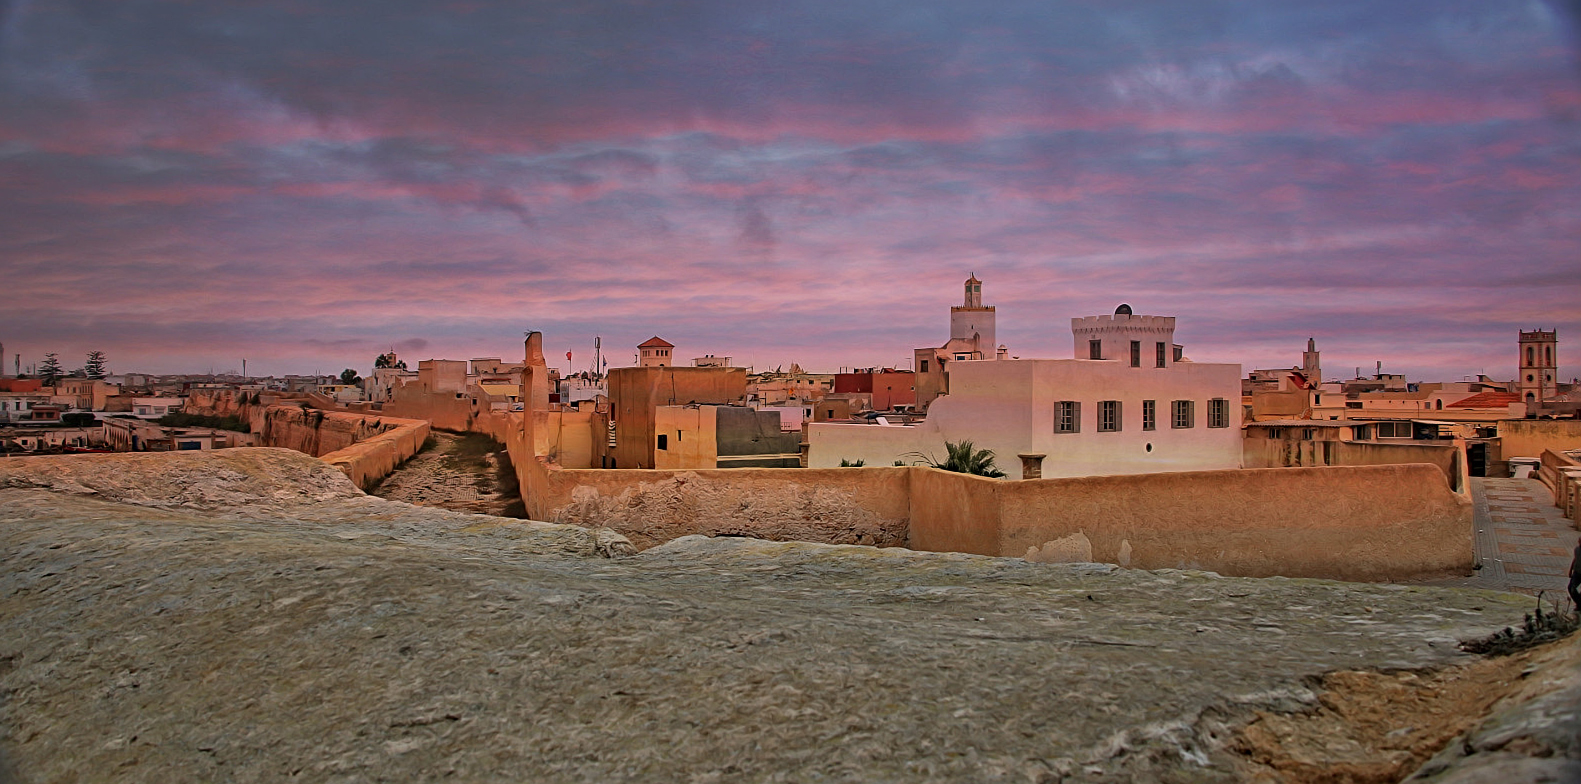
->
[{"left": 0, "top": 449, "right": 1575, "bottom": 782}]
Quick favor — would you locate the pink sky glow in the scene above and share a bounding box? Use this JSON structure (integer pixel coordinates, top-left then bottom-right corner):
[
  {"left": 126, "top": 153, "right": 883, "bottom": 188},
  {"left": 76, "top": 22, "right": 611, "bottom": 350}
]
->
[{"left": 1, "top": 1, "right": 1578, "bottom": 382}]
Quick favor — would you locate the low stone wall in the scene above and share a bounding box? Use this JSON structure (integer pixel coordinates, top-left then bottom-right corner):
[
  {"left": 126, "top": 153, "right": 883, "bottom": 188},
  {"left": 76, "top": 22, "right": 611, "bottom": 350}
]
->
[
  {"left": 1537, "top": 449, "right": 1581, "bottom": 521},
  {"left": 318, "top": 418, "right": 430, "bottom": 491},
  {"left": 246, "top": 405, "right": 429, "bottom": 491},
  {"left": 1333, "top": 440, "right": 1465, "bottom": 493},
  {"left": 914, "top": 464, "right": 1472, "bottom": 582},
  {"left": 527, "top": 461, "right": 910, "bottom": 550}
]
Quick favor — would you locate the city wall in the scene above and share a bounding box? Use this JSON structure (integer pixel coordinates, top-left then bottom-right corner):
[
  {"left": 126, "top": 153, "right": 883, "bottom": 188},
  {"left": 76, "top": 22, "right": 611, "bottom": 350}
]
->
[
  {"left": 523, "top": 459, "right": 910, "bottom": 550},
  {"left": 516, "top": 432, "right": 1471, "bottom": 580},
  {"left": 1500, "top": 419, "right": 1581, "bottom": 460},
  {"left": 259, "top": 406, "right": 430, "bottom": 490},
  {"left": 184, "top": 390, "right": 429, "bottom": 490},
  {"left": 380, "top": 385, "right": 474, "bottom": 432},
  {"left": 907, "top": 464, "right": 1471, "bottom": 582}
]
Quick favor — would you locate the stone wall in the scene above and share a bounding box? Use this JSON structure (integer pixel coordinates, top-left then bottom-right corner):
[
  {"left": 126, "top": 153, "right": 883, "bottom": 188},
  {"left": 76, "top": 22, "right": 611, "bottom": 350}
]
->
[
  {"left": 380, "top": 384, "right": 474, "bottom": 432},
  {"left": 1500, "top": 419, "right": 1581, "bottom": 460},
  {"left": 526, "top": 461, "right": 910, "bottom": 550},
  {"left": 516, "top": 429, "right": 1473, "bottom": 580},
  {"left": 258, "top": 406, "right": 430, "bottom": 490},
  {"left": 973, "top": 464, "right": 1471, "bottom": 581}
]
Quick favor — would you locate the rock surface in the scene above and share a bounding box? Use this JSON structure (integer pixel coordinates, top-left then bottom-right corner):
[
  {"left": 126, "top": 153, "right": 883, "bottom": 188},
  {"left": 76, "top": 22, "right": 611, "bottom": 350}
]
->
[{"left": 0, "top": 450, "right": 1566, "bottom": 782}]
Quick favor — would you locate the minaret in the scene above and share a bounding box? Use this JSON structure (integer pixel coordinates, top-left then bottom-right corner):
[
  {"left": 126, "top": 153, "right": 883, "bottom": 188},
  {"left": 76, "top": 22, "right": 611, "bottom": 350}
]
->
[
  {"left": 1302, "top": 338, "right": 1321, "bottom": 385},
  {"left": 1518, "top": 329, "right": 1557, "bottom": 403},
  {"left": 949, "top": 274, "right": 996, "bottom": 359}
]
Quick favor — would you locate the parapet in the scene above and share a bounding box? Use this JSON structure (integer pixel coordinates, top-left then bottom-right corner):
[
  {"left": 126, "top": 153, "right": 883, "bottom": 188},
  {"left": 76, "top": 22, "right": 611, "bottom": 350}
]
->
[{"left": 1070, "top": 314, "right": 1177, "bottom": 333}]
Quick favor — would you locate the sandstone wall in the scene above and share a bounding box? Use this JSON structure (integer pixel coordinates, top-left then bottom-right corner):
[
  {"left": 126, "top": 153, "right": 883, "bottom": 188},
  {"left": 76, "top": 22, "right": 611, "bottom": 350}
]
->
[
  {"left": 381, "top": 385, "right": 474, "bottom": 432},
  {"left": 259, "top": 406, "right": 430, "bottom": 490},
  {"left": 976, "top": 464, "right": 1472, "bottom": 581},
  {"left": 1333, "top": 440, "right": 1465, "bottom": 492},
  {"left": 1499, "top": 419, "right": 1581, "bottom": 460},
  {"left": 525, "top": 459, "right": 910, "bottom": 550}
]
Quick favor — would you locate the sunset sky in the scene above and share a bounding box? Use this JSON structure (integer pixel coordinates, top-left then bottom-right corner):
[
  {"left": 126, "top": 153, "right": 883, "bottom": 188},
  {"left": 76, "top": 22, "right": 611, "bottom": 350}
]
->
[{"left": 2, "top": 1, "right": 1578, "bottom": 381}]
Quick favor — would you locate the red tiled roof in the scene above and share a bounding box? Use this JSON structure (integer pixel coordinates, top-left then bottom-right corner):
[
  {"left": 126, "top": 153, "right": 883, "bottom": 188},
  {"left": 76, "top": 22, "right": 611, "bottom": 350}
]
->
[
  {"left": 638, "top": 336, "right": 674, "bottom": 348},
  {"left": 1446, "top": 391, "right": 1520, "bottom": 408}
]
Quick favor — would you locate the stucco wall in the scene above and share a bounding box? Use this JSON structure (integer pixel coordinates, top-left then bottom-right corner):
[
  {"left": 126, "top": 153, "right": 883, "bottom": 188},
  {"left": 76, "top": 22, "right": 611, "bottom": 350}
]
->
[
  {"left": 608, "top": 366, "right": 747, "bottom": 469},
  {"left": 1332, "top": 440, "right": 1464, "bottom": 492},
  {"left": 381, "top": 385, "right": 473, "bottom": 432},
  {"left": 968, "top": 464, "right": 1472, "bottom": 582},
  {"left": 653, "top": 406, "right": 717, "bottom": 469},
  {"left": 1499, "top": 419, "right": 1581, "bottom": 460},
  {"left": 810, "top": 356, "right": 1242, "bottom": 479}
]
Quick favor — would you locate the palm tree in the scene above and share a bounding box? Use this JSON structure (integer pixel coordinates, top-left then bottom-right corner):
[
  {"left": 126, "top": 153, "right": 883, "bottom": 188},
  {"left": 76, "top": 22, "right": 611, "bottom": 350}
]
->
[{"left": 913, "top": 440, "right": 1006, "bottom": 478}]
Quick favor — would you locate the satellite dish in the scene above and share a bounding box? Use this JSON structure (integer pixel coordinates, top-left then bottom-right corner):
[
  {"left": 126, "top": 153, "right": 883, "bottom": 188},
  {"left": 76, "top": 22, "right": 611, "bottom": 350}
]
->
[{"left": 1115, "top": 303, "right": 1133, "bottom": 315}]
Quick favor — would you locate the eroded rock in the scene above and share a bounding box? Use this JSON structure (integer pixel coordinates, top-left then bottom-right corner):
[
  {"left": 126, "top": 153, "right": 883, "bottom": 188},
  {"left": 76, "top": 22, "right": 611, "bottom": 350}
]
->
[{"left": 0, "top": 450, "right": 1565, "bottom": 782}]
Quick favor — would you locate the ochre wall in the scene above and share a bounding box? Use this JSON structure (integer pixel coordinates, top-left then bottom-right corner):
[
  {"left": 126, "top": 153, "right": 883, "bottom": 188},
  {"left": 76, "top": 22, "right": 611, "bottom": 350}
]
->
[
  {"left": 526, "top": 460, "right": 909, "bottom": 550},
  {"left": 607, "top": 367, "right": 746, "bottom": 469},
  {"left": 1500, "top": 420, "right": 1581, "bottom": 460},
  {"left": 970, "top": 464, "right": 1472, "bottom": 582},
  {"left": 906, "top": 468, "right": 1003, "bottom": 556},
  {"left": 258, "top": 406, "right": 429, "bottom": 490},
  {"left": 382, "top": 385, "right": 473, "bottom": 432},
  {"left": 1332, "top": 440, "right": 1464, "bottom": 492}
]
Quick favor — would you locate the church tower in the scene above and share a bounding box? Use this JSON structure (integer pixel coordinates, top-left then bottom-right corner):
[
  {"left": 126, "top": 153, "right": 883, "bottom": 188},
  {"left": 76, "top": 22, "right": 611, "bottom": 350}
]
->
[
  {"left": 949, "top": 274, "right": 996, "bottom": 359},
  {"left": 1518, "top": 329, "right": 1557, "bottom": 403}
]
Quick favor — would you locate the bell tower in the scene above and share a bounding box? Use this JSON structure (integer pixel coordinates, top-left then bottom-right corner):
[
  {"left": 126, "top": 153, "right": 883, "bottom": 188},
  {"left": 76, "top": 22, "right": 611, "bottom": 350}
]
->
[{"left": 1518, "top": 329, "right": 1557, "bottom": 403}]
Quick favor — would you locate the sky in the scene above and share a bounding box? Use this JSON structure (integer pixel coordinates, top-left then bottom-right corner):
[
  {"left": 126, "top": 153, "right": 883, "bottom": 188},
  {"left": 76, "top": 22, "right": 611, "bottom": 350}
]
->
[{"left": 1, "top": 0, "right": 1579, "bottom": 381}]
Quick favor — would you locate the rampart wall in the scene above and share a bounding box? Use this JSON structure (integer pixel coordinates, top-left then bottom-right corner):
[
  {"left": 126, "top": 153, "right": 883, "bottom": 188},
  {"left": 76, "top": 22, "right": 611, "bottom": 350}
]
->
[
  {"left": 928, "top": 464, "right": 1471, "bottom": 581},
  {"left": 1500, "top": 419, "right": 1581, "bottom": 460},
  {"left": 184, "top": 390, "right": 428, "bottom": 490},
  {"left": 259, "top": 406, "right": 430, "bottom": 490},
  {"left": 380, "top": 386, "right": 474, "bottom": 432}
]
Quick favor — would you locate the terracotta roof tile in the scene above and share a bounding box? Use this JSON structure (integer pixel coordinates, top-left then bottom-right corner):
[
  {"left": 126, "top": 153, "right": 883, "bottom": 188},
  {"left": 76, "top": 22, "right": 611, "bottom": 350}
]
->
[{"left": 1445, "top": 391, "right": 1520, "bottom": 408}]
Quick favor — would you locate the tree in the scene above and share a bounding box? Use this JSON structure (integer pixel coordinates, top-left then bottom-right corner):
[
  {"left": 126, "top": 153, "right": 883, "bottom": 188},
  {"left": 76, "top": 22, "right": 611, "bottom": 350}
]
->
[
  {"left": 83, "top": 351, "right": 108, "bottom": 379},
  {"left": 37, "top": 353, "right": 62, "bottom": 386},
  {"left": 340, "top": 368, "right": 362, "bottom": 385},
  {"left": 373, "top": 352, "right": 407, "bottom": 370},
  {"left": 914, "top": 440, "right": 1007, "bottom": 478}
]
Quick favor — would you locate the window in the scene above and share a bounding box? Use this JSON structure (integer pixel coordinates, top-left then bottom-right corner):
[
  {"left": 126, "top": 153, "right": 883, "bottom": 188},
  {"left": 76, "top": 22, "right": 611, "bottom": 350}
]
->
[
  {"left": 1208, "top": 398, "right": 1229, "bottom": 428},
  {"left": 1142, "top": 400, "right": 1156, "bottom": 431},
  {"left": 919, "top": 359, "right": 928, "bottom": 373},
  {"left": 1301, "top": 428, "right": 1314, "bottom": 441},
  {"left": 1351, "top": 425, "right": 1371, "bottom": 440},
  {"left": 1527, "top": 346, "right": 1535, "bottom": 364},
  {"left": 1376, "top": 421, "right": 1412, "bottom": 438},
  {"left": 1129, "top": 341, "right": 1141, "bottom": 367},
  {"left": 1435, "top": 400, "right": 1442, "bottom": 410},
  {"left": 1345, "top": 401, "right": 1363, "bottom": 409},
  {"left": 1173, "top": 345, "right": 1184, "bottom": 362},
  {"left": 1055, "top": 401, "right": 1080, "bottom": 433},
  {"left": 1171, "top": 400, "right": 1194, "bottom": 429},
  {"left": 657, "top": 434, "right": 668, "bottom": 450},
  {"left": 1156, "top": 342, "right": 1166, "bottom": 368},
  {"left": 1098, "top": 400, "right": 1121, "bottom": 432},
  {"left": 1089, "top": 339, "right": 1102, "bottom": 360}
]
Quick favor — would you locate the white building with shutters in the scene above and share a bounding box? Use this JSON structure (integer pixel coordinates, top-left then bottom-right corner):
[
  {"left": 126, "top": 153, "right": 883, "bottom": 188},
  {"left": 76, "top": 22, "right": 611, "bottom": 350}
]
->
[{"left": 810, "top": 305, "right": 1242, "bottom": 480}]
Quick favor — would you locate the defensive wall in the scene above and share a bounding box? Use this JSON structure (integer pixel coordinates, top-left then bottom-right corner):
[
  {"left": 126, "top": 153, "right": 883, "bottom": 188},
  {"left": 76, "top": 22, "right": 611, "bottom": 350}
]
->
[
  {"left": 516, "top": 440, "right": 1473, "bottom": 581},
  {"left": 1500, "top": 419, "right": 1581, "bottom": 460},
  {"left": 184, "top": 389, "right": 429, "bottom": 490},
  {"left": 1242, "top": 435, "right": 1466, "bottom": 491}
]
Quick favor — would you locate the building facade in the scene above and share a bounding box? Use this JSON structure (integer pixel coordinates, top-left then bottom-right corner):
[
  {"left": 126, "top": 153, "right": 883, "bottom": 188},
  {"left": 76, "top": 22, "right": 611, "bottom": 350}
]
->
[{"left": 813, "top": 307, "right": 1242, "bottom": 479}]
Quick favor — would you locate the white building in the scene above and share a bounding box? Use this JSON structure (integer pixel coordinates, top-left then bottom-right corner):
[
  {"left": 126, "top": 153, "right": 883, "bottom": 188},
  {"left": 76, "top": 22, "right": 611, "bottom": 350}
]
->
[{"left": 810, "top": 304, "right": 1243, "bottom": 480}]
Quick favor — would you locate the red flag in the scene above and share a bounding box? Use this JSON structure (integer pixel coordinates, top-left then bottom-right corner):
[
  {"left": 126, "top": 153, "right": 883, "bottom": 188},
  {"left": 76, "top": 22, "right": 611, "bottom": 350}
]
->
[{"left": 566, "top": 351, "right": 573, "bottom": 362}]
